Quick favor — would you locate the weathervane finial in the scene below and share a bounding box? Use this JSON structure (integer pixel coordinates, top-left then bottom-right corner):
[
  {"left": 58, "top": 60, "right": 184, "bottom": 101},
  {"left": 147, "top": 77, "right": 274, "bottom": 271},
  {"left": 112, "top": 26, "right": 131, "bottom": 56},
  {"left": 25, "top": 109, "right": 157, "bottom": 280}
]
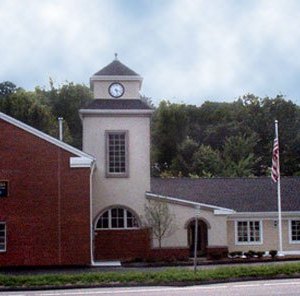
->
[{"left": 114, "top": 53, "right": 118, "bottom": 60}]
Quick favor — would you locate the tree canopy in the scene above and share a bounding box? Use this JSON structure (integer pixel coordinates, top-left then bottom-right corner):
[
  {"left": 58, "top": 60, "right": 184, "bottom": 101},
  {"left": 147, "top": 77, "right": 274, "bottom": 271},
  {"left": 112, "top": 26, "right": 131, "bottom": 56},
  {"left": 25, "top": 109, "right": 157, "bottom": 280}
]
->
[
  {"left": 151, "top": 95, "right": 300, "bottom": 177},
  {"left": 1, "top": 80, "right": 299, "bottom": 177}
]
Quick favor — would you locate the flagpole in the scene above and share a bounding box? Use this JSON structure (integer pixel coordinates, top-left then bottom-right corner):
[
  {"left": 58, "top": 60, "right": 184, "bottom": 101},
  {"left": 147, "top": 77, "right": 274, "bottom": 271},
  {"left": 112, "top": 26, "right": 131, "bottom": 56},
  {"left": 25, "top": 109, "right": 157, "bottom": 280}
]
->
[{"left": 275, "top": 120, "right": 284, "bottom": 256}]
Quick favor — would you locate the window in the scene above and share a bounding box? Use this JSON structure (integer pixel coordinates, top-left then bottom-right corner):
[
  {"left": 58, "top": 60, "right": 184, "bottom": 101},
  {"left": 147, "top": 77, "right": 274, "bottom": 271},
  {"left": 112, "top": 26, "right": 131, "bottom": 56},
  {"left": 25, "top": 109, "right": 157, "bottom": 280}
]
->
[
  {"left": 96, "top": 208, "right": 139, "bottom": 229},
  {"left": 0, "top": 223, "right": 6, "bottom": 252},
  {"left": 290, "top": 220, "right": 300, "bottom": 243},
  {"left": 236, "top": 220, "right": 262, "bottom": 244},
  {"left": 106, "top": 131, "right": 128, "bottom": 177},
  {"left": 0, "top": 181, "right": 8, "bottom": 198}
]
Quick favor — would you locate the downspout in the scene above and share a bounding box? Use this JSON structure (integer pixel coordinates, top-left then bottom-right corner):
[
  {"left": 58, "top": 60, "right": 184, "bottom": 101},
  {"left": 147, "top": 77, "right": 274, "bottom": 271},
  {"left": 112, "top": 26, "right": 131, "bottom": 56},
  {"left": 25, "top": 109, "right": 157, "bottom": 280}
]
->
[{"left": 89, "top": 160, "right": 96, "bottom": 266}]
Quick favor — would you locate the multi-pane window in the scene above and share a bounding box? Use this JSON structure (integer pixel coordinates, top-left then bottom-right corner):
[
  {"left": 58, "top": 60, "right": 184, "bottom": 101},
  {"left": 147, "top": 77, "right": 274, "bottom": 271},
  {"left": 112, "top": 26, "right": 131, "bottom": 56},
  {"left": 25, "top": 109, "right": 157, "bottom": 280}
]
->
[
  {"left": 106, "top": 131, "right": 128, "bottom": 177},
  {"left": 0, "top": 223, "right": 6, "bottom": 252},
  {"left": 96, "top": 208, "right": 139, "bottom": 229},
  {"left": 290, "top": 220, "right": 300, "bottom": 242},
  {"left": 236, "top": 221, "right": 262, "bottom": 244}
]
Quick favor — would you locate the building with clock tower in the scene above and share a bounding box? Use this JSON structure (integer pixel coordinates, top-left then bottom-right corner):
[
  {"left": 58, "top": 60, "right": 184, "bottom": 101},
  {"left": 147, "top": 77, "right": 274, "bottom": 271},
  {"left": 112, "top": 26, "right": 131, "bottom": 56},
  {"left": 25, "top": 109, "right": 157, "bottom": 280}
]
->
[
  {"left": 80, "top": 55, "right": 154, "bottom": 261},
  {"left": 1, "top": 55, "right": 300, "bottom": 267}
]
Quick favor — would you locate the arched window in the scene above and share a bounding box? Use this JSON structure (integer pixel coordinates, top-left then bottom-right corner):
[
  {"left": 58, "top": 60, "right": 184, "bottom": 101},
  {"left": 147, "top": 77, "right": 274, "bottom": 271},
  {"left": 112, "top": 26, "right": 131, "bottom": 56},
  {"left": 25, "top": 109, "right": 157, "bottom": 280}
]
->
[{"left": 96, "top": 207, "right": 140, "bottom": 229}]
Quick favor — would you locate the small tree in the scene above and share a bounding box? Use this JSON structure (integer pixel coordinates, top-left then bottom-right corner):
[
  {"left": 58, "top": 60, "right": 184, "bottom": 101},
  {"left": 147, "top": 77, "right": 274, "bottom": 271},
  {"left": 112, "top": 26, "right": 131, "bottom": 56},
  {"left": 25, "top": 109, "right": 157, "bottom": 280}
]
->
[{"left": 144, "top": 199, "right": 176, "bottom": 248}]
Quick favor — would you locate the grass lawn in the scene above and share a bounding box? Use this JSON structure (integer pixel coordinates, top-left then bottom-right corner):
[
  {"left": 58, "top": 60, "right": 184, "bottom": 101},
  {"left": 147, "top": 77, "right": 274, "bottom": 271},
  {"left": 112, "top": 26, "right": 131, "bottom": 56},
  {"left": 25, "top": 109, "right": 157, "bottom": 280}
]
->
[{"left": 1, "top": 262, "right": 300, "bottom": 288}]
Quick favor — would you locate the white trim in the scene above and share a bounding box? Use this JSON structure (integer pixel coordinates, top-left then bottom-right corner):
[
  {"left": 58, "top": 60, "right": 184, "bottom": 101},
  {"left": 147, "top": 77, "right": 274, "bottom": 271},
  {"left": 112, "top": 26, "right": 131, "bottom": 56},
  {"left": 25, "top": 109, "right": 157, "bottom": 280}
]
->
[
  {"left": 93, "top": 261, "right": 121, "bottom": 267},
  {"left": 89, "top": 162, "right": 96, "bottom": 266},
  {"left": 70, "top": 157, "right": 94, "bottom": 168},
  {"left": 288, "top": 219, "right": 300, "bottom": 244},
  {"left": 146, "top": 192, "right": 235, "bottom": 213},
  {"left": 0, "top": 112, "right": 95, "bottom": 164},
  {"left": 0, "top": 222, "right": 6, "bottom": 252},
  {"left": 90, "top": 75, "right": 143, "bottom": 82},
  {"left": 79, "top": 109, "right": 153, "bottom": 117},
  {"left": 234, "top": 220, "right": 263, "bottom": 246},
  {"left": 228, "top": 212, "right": 300, "bottom": 220},
  {"left": 214, "top": 210, "right": 234, "bottom": 215}
]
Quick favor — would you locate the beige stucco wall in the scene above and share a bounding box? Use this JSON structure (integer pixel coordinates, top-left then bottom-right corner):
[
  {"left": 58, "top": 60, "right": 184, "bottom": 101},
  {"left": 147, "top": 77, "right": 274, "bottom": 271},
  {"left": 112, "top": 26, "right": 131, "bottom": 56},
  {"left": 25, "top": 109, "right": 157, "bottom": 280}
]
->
[
  {"left": 82, "top": 115, "right": 151, "bottom": 221},
  {"left": 227, "top": 218, "right": 300, "bottom": 253},
  {"left": 93, "top": 80, "right": 141, "bottom": 99},
  {"left": 150, "top": 201, "right": 229, "bottom": 249}
]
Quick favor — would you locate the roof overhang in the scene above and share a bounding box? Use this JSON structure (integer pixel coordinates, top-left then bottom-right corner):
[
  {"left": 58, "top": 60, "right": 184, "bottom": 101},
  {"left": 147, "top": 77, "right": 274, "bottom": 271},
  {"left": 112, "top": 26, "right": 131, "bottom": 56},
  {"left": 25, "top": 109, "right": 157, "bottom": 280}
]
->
[
  {"left": 79, "top": 109, "right": 153, "bottom": 118},
  {"left": 146, "top": 192, "right": 235, "bottom": 215},
  {"left": 228, "top": 211, "right": 300, "bottom": 220}
]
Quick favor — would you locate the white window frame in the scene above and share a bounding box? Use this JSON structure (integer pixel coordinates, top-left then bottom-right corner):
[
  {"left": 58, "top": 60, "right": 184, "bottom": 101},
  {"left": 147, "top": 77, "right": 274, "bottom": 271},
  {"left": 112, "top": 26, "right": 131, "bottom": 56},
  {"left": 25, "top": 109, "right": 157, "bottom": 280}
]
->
[
  {"left": 289, "top": 219, "right": 300, "bottom": 244},
  {"left": 95, "top": 208, "right": 140, "bottom": 230},
  {"left": 105, "top": 130, "right": 129, "bottom": 178},
  {"left": 235, "top": 220, "right": 263, "bottom": 245},
  {"left": 0, "top": 222, "right": 6, "bottom": 252}
]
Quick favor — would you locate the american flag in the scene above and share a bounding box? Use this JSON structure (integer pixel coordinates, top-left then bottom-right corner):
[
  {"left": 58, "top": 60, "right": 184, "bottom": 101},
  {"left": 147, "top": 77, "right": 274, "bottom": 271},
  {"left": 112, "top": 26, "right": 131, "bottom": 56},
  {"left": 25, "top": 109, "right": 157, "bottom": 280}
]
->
[{"left": 271, "top": 137, "right": 280, "bottom": 182}]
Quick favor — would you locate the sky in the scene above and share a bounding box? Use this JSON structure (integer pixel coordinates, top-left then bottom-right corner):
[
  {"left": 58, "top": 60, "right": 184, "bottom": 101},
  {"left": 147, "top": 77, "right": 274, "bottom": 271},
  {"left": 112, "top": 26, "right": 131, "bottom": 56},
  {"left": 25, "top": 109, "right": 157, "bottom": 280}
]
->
[{"left": 1, "top": 0, "right": 300, "bottom": 106}]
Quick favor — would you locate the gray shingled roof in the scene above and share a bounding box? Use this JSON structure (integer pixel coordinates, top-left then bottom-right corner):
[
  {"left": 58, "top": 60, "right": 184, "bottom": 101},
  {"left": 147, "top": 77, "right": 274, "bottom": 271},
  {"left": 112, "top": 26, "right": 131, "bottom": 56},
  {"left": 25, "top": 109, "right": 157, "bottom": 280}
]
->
[
  {"left": 82, "top": 99, "right": 152, "bottom": 110},
  {"left": 150, "top": 177, "right": 300, "bottom": 212},
  {"left": 94, "top": 60, "right": 140, "bottom": 76}
]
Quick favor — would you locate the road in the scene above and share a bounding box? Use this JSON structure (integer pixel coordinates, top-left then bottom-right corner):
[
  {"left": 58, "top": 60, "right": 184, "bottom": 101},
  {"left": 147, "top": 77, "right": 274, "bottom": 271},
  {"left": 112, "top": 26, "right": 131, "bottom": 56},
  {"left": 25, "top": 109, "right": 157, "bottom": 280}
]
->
[{"left": 2, "top": 279, "right": 300, "bottom": 296}]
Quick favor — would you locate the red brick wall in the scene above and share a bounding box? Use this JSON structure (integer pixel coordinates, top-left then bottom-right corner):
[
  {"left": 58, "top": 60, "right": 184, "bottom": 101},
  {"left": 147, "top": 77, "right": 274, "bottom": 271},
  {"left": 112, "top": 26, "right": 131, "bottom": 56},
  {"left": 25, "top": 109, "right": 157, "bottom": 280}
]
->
[
  {"left": 94, "top": 228, "right": 151, "bottom": 261},
  {"left": 147, "top": 248, "right": 189, "bottom": 261},
  {"left": 94, "top": 228, "right": 189, "bottom": 262},
  {"left": 0, "top": 119, "right": 91, "bottom": 266}
]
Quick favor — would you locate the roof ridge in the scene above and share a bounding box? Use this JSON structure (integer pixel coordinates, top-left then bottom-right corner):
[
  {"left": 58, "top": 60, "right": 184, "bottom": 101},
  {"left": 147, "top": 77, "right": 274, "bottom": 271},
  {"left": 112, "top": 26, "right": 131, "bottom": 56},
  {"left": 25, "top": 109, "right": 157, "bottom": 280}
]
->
[{"left": 94, "top": 59, "right": 140, "bottom": 76}]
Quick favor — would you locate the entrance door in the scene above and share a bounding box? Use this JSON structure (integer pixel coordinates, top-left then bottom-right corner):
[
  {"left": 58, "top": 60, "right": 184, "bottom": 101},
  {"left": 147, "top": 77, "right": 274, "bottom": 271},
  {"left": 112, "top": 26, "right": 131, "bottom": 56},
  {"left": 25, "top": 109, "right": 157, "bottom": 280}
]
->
[{"left": 188, "top": 219, "right": 208, "bottom": 257}]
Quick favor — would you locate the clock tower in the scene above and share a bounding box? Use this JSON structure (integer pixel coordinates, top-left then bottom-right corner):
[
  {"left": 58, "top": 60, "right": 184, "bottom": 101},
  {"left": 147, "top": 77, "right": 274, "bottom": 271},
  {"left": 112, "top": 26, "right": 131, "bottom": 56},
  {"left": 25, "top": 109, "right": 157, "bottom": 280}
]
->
[
  {"left": 90, "top": 53, "right": 143, "bottom": 100},
  {"left": 80, "top": 55, "right": 153, "bottom": 248}
]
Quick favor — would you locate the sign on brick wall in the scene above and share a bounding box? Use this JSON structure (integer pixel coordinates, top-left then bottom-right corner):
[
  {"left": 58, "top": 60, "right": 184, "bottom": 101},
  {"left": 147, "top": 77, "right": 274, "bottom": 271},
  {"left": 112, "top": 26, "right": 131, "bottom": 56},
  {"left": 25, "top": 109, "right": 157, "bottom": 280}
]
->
[{"left": 0, "top": 181, "right": 8, "bottom": 197}]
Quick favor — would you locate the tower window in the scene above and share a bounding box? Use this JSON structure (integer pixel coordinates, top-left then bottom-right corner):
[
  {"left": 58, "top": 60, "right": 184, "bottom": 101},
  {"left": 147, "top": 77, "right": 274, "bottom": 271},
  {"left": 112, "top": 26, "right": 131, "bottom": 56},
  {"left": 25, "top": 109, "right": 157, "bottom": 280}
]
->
[
  {"left": 106, "top": 131, "right": 128, "bottom": 177},
  {"left": 96, "top": 207, "right": 139, "bottom": 229}
]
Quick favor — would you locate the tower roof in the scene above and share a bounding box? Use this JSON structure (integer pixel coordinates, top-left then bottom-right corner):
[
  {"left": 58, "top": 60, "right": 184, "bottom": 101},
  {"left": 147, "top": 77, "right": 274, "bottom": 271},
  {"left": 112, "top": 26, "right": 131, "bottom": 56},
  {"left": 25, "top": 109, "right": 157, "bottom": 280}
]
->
[{"left": 94, "top": 55, "right": 140, "bottom": 76}]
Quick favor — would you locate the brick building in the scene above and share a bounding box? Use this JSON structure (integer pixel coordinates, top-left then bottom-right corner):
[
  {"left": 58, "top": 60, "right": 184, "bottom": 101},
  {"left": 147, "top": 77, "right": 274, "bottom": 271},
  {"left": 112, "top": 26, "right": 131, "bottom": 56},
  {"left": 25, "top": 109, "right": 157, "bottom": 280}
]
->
[
  {"left": 1, "top": 55, "right": 300, "bottom": 267},
  {"left": 0, "top": 113, "right": 94, "bottom": 266}
]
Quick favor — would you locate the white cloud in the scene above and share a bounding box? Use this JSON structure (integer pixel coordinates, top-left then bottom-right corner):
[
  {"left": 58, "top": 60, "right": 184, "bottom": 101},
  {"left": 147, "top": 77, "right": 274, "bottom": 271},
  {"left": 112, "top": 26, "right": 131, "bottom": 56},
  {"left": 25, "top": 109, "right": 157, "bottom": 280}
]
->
[{"left": 0, "top": 0, "right": 300, "bottom": 105}]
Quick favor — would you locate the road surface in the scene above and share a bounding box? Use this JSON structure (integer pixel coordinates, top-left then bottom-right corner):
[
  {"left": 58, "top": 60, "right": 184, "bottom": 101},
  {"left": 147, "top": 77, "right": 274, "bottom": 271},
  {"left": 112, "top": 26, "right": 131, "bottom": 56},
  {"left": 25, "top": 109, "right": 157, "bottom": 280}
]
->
[{"left": 1, "top": 278, "right": 300, "bottom": 296}]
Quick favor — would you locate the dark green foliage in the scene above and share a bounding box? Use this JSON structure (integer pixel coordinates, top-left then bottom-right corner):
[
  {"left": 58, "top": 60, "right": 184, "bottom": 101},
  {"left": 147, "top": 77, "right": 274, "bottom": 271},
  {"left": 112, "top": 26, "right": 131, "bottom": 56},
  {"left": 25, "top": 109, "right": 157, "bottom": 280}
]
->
[
  {"left": 0, "top": 89, "right": 58, "bottom": 137},
  {"left": 0, "top": 81, "right": 19, "bottom": 97},
  {"left": 151, "top": 95, "right": 300, "bottom": 177},
  {"left": 269, "top": 250, "right": 278, "bottom": 258},
  {"left": 0, "top": 80, "right": 92, "bottom": 148},
  {"left": 1, "top": 79, "right": 299, "bottom": 175},
  {"left": 43, "top": 80, "right": 93, "bottom": 148}
]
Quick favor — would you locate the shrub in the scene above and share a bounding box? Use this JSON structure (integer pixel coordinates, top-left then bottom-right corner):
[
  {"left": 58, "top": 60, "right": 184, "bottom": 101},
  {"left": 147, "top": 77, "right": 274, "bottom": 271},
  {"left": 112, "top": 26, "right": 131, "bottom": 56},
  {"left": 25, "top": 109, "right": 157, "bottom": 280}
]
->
[
  {"left": 269, "top": 250, "right": 278, "bottom": 258},
  {"left": 257, "top": 251, "right": 265, "bottom": 258},
  {"left": 228, "top": 251, "right": 243, "bottom": 258}
]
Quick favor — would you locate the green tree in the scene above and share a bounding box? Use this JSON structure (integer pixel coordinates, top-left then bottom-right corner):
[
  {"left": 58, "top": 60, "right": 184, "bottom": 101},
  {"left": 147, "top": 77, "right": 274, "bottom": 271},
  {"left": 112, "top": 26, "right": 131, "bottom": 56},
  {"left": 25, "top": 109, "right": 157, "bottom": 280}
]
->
[
  {"left": 44, "top": 80, "right": 93, "bottom": 148},
  {"left": 170, "top": 137, "right": 199, "bottom": 176},
  {"left": 192, "top": 144, "right": 222, "bottom": 177},
  {"left": 0, "top": 89, "right": 60, "bottom": 137},
  {"left": 0, "top": 81, "right": 19, "bottom": 97},
  {"left": 144, "top": 199, "right": 176, "bottom": 248},
  {"left": 151, "top": 100, "right": 188, "bottom": 167},
  {"left": 222, "top": 134, "right": 258, "bottom": 177}
]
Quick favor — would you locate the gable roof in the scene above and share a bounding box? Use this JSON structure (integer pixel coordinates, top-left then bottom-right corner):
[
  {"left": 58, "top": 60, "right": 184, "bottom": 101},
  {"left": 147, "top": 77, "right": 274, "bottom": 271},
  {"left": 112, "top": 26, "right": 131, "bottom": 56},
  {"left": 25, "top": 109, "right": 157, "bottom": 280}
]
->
[
  {"left": 150, "top": 177, "right": 300, "bottom": 212},
  {"left": 81, "top": 99, "right": 153, "bottom": 110},
  {"left": 0, "top": 112, "right": 94, "bottom": 166},
  {"left": 94, "top": 59, "right": 140, "bottom": 76}
]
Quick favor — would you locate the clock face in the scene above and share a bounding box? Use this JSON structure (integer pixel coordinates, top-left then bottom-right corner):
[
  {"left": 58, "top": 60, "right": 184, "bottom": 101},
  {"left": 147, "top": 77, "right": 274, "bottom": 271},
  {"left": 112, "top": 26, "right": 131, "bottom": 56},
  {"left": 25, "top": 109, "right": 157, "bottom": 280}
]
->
[{"left": 109, "top": 82, "right": 125, "bottom": 98}]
